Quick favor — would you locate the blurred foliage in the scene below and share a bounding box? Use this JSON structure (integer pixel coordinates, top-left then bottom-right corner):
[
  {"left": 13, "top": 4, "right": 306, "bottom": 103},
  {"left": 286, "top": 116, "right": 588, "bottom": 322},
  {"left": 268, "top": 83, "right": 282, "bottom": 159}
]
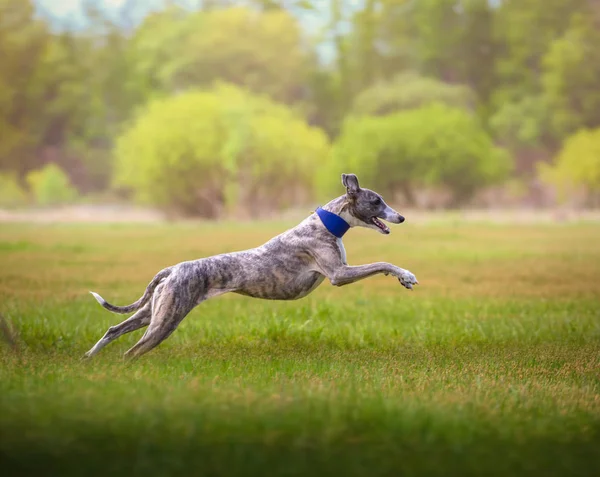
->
[
  {"left": 351, "top": 72, "right": 475, "bottom": 117},
  {"left": 349, "top": 0, "right": 497, "bottom": 107},
  {"left": 1, "top": 0, "right": 599, "bottom": 213},
  {"left": 26, "top": 164, "right": 79, "bottom": 206},
  {"left": 489, "top": 97, "right": 550, "bottom": 149},
  {"left": 541, "top": 13, "right": 600, "bottom": 141},
  {"left": 492, "top": 0, "right": 585, "bottom": 105},
  {"left": 321, "top": 104, "right": 511, "bottom": 206},
  {"left": 114, "top": 84, "right": 329, "bottom": 218},
  {"left": 0, "top": 0, "right": 134, "bottom": 190},
  {"left": 0, "top": 173, "right": 28, "bottom": 208},
  {"left": 128, "top": 6, "right": 310, "bottom": 105},
  {"left": 490, "top": 0, "right": 592, "bottom": 147},
  {"left": 0, "top": 0, "right": 51, "bottom": 174},
  {"left": 540, "top": 128, "right": 600, "bottom": 204}
]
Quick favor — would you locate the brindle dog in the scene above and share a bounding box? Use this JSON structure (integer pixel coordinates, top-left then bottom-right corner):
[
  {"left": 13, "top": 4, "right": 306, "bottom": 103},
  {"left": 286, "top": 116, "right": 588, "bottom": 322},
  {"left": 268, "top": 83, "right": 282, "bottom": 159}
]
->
[{"left": 84, "top": 174, "right": 418, "bottom": 359}]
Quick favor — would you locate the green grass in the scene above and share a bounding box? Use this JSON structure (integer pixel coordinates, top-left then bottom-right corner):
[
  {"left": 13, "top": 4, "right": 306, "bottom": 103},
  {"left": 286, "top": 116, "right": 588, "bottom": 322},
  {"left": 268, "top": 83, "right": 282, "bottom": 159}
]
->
[{"left": 1, "top": 221, "right": 599, "bottom": 477}]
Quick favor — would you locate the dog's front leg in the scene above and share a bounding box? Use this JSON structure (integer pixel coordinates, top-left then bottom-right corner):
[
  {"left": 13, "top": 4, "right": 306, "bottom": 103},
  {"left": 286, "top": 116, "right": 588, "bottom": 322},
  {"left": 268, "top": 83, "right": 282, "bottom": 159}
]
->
[{"left": 330, "top": 262, "right": 418, "bottom": 289}]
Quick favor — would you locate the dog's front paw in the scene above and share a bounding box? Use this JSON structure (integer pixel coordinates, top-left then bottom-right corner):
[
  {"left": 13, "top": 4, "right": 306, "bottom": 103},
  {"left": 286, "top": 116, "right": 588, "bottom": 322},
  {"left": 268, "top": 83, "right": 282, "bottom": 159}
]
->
[{"left": 398, "top": 270, "right": 418, "bottom": 290}]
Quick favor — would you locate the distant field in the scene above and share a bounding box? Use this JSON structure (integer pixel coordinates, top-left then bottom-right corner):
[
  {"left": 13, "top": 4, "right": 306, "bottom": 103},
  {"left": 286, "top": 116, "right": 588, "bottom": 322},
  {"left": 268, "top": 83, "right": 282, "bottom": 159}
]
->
[{"left": 1, "top": 221, "right": 599, "bottom": 477}]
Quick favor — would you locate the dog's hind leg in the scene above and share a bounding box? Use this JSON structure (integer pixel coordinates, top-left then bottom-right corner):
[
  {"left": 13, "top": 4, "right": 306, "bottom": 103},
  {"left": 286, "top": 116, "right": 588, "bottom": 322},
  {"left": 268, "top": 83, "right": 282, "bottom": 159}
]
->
[
  {"left": 84, "top": 304, "right": 151, "bottom": 359},
  {"left": 123, "top": 286, "right": 195, "bottom": 360}
]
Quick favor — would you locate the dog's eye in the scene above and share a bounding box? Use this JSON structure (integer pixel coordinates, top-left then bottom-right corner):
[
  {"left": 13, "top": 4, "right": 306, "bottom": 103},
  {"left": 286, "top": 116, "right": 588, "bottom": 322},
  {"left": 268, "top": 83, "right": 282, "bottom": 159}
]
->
[{"left": 371, "top": 197, "right": 381, "bottom": 206}]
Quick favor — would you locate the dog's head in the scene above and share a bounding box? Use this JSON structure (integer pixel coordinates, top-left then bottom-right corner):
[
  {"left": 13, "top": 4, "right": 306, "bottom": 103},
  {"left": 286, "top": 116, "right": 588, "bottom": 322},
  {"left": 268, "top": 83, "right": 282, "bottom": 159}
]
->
[{"left": 340, "top": 173, "right": 404, "bottom": 234}]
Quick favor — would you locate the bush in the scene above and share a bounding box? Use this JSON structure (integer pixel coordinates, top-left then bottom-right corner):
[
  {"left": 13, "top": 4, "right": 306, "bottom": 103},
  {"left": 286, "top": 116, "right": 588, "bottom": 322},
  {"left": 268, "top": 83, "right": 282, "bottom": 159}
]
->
[
  {"left": 0, "top": 173, "right": 28, "bottom": 208},
  {"left": 539, "top": 128, "right": 600, "bottom": 206},
  {"left": 114, "top": 84, "right": 329, "bottom": 217},
  {"left": 351, "top": 72, "right": 475, "bottom": 117},
  {"left": 26, "top": 164, "right": 78, "bottom": 206},
  {"left": 320, "top": 104, "right": 511, "bottom": 206}
]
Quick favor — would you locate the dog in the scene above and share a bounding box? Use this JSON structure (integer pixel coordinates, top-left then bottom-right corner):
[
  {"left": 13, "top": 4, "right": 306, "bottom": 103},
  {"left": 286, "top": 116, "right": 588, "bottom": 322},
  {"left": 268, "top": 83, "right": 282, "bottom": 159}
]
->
[{"left": 84, "top": 173, "right": 418, "bottom": 359}]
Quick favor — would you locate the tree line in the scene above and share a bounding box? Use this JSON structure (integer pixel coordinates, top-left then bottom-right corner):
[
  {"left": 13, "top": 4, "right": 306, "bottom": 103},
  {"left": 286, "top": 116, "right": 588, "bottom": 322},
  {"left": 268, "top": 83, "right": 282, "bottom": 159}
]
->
[{"left": 1, "top": 0, "right": 599, "bottom": 215}]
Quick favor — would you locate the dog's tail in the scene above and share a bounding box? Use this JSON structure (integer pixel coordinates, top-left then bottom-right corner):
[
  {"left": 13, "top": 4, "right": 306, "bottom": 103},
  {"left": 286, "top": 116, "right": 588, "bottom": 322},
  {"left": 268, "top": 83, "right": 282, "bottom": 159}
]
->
[{"left": 89, "top": 268, "right": 172, "bottom": 314}]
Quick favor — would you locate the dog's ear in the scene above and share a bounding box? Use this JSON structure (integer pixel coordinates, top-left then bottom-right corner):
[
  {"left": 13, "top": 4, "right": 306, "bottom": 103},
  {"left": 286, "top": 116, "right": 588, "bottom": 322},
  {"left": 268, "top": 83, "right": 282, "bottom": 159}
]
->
[{"left": 341, "top": 173, "right": 360, "bottom": 197}]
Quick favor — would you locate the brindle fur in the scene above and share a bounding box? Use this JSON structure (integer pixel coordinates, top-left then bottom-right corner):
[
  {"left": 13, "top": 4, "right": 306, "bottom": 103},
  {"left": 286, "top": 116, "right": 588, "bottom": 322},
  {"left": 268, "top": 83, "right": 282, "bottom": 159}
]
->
[{"left": 84, "top": 174, "right": 418, "bottom": 359}]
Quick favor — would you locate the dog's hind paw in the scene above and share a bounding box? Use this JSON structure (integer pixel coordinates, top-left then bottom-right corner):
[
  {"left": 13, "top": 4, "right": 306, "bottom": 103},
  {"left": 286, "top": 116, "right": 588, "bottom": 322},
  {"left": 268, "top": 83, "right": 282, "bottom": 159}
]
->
[{"left": 398, "top": 270, "right": 418, "bottom": 290}]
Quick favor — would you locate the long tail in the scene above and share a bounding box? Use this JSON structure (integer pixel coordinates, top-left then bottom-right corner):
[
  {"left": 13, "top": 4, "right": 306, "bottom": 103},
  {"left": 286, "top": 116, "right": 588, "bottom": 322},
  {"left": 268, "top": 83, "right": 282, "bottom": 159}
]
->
[{"left": 90, "top": 268, "right": 172, "bottom": 314}]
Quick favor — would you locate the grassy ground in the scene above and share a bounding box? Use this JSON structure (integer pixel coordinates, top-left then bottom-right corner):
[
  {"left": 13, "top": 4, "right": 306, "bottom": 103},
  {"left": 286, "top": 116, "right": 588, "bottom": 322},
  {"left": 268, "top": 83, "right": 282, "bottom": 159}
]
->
[{"left": 1, "top": 220, "right": 599, "bottom": 477}]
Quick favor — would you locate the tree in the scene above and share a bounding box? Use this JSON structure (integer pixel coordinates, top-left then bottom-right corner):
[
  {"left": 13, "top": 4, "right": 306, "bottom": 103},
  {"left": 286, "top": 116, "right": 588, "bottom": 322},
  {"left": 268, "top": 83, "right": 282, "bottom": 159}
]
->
[
  {"left": 128, "top": 6, "right": 311, "bottom": 105},
  {"left": 0, "top": 0, "right": 136, "bottom": 191},
  {"left": 351, "top": 72, "right": 475, "bottom": 117},
  {"left": 539, "top": 128, "right": 600, "bottom": 206},
  {"left": 0, "top": 0, "right": 51, "bottom": 175},
  {"left": 114, "top": 84, "right": 329, "bottom": 218},
  {"left": 407, "top": 0, "right": 497, "bottom": 106},
  {"left": 492, "top": 0, "right": 587, "bottom": 106},
  {"left": 488, "top": 0, "right": 596, "bottom": 173},
  {"left": 348, "top": 0, "right": 497, "bottom": 107},
  {"left": 541, "top": 13, "right": 600, "bottom": 141},
  {"left": 489, "top": 96, "right": 550, "bottom": 150},
  {"left": 320, "top": 104, "right": 511, "bottom": 206}
]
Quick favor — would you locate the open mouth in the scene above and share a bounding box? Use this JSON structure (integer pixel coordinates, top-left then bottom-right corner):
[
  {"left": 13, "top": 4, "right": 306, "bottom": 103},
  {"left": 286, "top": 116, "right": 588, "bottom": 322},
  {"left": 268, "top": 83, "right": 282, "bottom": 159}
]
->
[{"left": 371, "top": 217, "right": 390, "bottom": 234}]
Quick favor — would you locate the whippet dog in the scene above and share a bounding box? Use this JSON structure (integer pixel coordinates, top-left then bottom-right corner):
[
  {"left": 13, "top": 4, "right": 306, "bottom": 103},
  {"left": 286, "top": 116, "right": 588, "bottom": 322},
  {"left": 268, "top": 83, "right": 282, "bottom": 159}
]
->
[{"left": 84, "top": 173, "right": 418, "bottom": 359}]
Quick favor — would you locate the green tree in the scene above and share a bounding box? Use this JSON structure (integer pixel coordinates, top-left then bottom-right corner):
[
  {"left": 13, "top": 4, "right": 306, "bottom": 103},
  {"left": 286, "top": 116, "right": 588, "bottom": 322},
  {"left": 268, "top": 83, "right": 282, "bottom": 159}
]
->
[
  {"left": 490, "top": 0, "right": 590, "bottom": 145},
  {"left": 488, "top": 0, "right": 596, "bottom": 173},
  {"left": 114, "top": 84, "right": 329, "bottom": 218},
  {"left": 128, "top": 6, "right": 311, "bottom": 105},
  {"left": 321, "top": 104, "right": 511, "bottom": 206},
  {"left": 541, "top": 13, "right": 600, "bottom": 140},
  {"left": 489, "top": 96, "right": 550, "bottom": 150},
  {"left": 539, "top": 128, "right": 600, "bottom": 206},
  {"left": 408, "top": 0, "right": 497, "bottom": 106},
  {"left": 0, "top": 0, "right": 135, "bottom": 191},
  {"left": 348, "top": 0, "right": 497, "bottom": 106},
  {"left": 0, "top": 0, "right": 50, "bottom": 175},
  {"left": 492, "top": 0, "right": 586, "bottom": 105},
  {"left": 351, "top": 72, "right": 475, "bottom": 117}
]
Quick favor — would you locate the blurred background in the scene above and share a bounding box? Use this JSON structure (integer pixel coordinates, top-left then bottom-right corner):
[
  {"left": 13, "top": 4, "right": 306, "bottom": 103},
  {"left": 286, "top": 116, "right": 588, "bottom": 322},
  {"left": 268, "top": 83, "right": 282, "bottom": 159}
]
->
[{"left": 1, "top": 0, "right": 599, "bottom": 221}]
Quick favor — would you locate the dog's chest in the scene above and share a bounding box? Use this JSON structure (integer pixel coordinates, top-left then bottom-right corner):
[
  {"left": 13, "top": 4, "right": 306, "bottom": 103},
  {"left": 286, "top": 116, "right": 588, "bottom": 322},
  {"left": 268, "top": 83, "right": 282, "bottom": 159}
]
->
[{"left": 336, "top": 237, "right": 347, "bottom": 264}]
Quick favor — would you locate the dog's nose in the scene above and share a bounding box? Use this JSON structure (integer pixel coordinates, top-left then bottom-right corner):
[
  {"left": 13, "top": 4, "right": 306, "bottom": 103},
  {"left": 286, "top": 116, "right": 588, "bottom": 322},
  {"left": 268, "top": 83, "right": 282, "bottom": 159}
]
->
[{"left": 398, "top": 215, "right": 405, "bottom": 223}]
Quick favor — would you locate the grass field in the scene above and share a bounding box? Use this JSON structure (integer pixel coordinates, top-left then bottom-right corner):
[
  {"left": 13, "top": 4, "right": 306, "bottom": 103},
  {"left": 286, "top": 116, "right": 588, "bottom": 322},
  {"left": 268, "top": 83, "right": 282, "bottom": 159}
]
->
[{"left": 1, "top": 219, "right": 599, "bottom": 477}]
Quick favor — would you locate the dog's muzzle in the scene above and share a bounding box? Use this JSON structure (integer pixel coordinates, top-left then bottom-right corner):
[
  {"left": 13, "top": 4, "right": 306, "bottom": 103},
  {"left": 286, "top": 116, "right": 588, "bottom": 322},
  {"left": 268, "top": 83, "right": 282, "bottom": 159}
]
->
[
  {"left": 373, "top": 207, "right": 405, "bottom": 234},
  {"left": 381, "top": 206, "right": 405, "bottom": 224}
]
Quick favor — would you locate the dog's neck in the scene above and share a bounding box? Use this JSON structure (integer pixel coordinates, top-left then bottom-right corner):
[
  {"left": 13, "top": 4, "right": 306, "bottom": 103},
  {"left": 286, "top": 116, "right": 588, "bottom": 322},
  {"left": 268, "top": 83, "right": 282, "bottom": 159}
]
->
[
  {"left": 321, "top": 195, "right": 361, "bottom": 228},
  {"left": 322, "top": 195, "right": 346, "bottom": 215}
]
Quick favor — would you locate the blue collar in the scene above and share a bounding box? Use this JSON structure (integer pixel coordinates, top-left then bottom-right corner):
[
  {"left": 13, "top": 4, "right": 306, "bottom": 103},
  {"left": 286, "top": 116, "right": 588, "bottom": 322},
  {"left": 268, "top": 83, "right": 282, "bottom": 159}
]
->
[{"left": 315, "top": 207, "right": 350, "bottom": 238}]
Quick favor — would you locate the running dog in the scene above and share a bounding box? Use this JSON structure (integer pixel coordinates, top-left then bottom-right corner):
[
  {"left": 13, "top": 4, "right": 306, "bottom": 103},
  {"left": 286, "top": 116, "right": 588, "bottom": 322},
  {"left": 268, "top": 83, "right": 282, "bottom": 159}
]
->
[{"left": 84, "top": 173, "right": 418, "bottom": 359}]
